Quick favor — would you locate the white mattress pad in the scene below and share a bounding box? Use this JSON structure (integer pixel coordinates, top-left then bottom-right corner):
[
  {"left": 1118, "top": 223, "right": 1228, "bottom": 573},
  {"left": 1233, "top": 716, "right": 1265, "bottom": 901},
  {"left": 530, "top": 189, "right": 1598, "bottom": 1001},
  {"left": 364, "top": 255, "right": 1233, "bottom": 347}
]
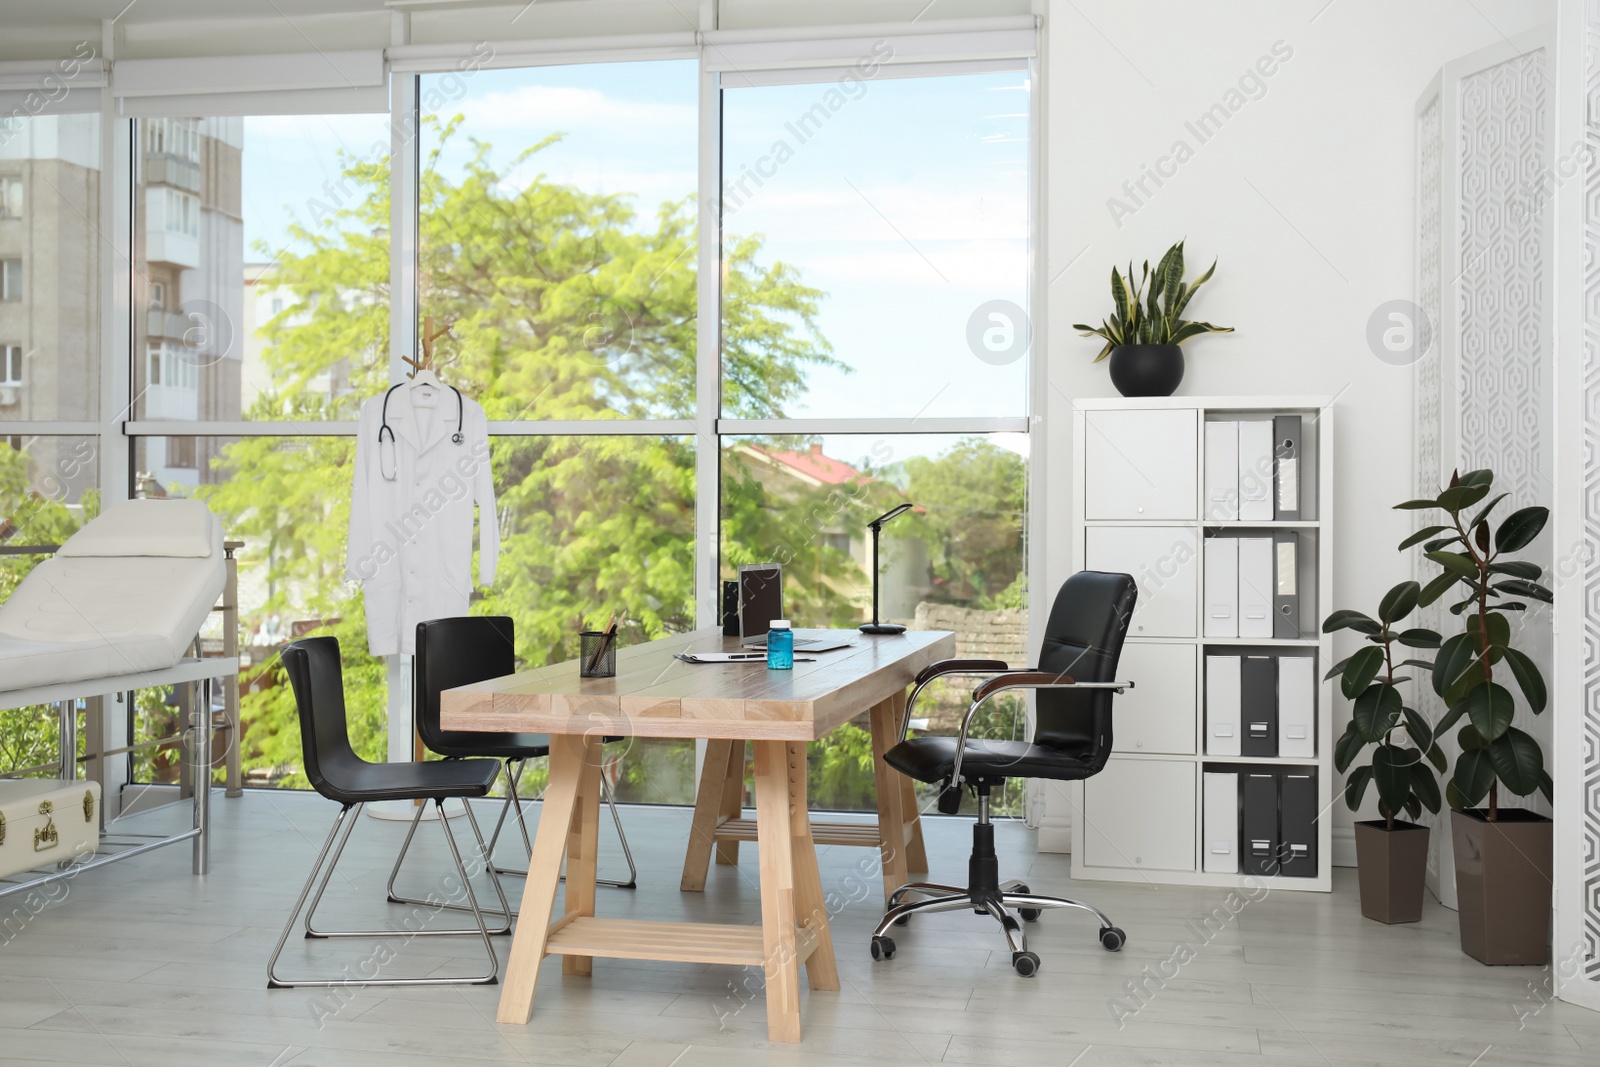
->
[{"left": 0, "top": 510, "right": 224, "bottom": 693}]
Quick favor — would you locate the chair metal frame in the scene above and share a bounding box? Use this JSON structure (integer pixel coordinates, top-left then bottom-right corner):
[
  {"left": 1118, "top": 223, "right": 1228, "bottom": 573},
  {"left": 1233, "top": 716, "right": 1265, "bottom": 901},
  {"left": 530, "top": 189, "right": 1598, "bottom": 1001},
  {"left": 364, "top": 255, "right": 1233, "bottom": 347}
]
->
[
  {"left": 268, "top": 795, "right": 510, "bottom": 989},
  {"left": 384, "top": 748, "right": 638, "bottom": 920}
]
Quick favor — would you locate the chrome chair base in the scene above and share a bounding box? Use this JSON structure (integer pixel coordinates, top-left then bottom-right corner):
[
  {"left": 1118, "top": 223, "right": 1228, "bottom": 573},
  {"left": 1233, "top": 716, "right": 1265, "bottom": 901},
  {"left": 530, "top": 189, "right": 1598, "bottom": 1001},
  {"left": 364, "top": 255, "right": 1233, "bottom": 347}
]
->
[
  {"left": 267, "top": 799, "right": 508, "bottom": 989},
  {"left": 871, "top": 882, "right": 1125, "bottom": 976},
  {"left": 870, "top": 797, "right": 1126, "bottom": 977}
]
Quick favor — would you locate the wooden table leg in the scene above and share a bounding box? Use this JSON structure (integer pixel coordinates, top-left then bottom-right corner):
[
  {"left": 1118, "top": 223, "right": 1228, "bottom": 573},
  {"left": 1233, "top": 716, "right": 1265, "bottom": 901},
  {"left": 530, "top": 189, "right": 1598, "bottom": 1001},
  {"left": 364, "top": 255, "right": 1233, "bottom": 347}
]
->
[
  {"left": 715, "top": 742, "right": 745, "bottom": 866},
  {"left": 680, "top": 738, "right": 735, "bottom": 892},
  {"left": 786, "top": 740, "right": 838, "bottom": 992},
  {"left": 561, "top": 734, "right": 602, "bottom": 977},
  {"left": 868, "top": 692, "right": 911, "bottom": 903},
  {"left": 752, "top": 739, "right": 802, "bottom": 1043},
  {"left": 496, "top": 732, "right": 586, "bottom": 1025},
  {"left": 901, "top": 771, "right": 929, "bottom": 874}
]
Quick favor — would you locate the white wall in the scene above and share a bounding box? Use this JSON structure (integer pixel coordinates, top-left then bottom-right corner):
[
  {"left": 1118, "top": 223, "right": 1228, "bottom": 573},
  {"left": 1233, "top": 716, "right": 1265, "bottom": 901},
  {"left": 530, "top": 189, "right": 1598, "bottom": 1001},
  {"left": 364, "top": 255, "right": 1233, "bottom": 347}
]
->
[{"left": 1040, "top": 0, "right": 1556, "bottom": 861}]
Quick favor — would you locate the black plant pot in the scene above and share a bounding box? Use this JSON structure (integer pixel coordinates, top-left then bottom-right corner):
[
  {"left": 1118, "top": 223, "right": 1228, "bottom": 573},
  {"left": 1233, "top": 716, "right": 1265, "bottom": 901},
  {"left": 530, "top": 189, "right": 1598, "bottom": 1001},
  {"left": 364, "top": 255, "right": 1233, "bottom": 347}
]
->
[{"left": 1108, "top": 344, "right": 1184, "bottom": 397}]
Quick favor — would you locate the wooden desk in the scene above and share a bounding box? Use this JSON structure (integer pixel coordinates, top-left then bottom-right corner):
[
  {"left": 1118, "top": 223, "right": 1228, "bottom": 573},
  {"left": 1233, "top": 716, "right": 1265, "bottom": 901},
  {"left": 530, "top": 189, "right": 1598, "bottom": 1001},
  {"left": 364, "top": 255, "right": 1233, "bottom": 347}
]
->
[{"left": 440, "top": 626, "right": 955, "bottom": 1042}]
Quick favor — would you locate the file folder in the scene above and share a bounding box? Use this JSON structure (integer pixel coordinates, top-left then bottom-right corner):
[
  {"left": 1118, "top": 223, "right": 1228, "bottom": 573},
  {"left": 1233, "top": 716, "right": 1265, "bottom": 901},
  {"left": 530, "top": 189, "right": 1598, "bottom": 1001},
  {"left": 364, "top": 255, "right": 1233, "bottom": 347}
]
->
[
  {"left": 1241, "top": 653, "right": 1278, "bottom": 757},
  {"left": 1279, "top": 772, "right": 1318, "bottom": 877},
  {"left": 1278, "top": 655, "right": 1315, "bottom": 759},
  {"left": 1204, "top": 420, "right": 1240, "bottom": 521},
  {"left": 1274, "top": 415, "right": 1302, "bottom": 520},
  {"left": 1204, "top": 535, "right": 1238, "bottom": 638},
  {"left": 1205, "top": 654, "right": 1242, "bottom": 756},
  {"left": 1238, "top": 536, "right": 1274, "bottom": 639},
  {"left": 1203, "top": 771, "right": 1240, "bottom": 874},
  {"left": 1242, "top": 772, "right": 1280, "bottom": 877},
  {"left": 1273, "top": 531, "right": 1301, "bottom": 639},
  {"left": 1238, "top": 420, "right": 1275, "bottom": 521}
]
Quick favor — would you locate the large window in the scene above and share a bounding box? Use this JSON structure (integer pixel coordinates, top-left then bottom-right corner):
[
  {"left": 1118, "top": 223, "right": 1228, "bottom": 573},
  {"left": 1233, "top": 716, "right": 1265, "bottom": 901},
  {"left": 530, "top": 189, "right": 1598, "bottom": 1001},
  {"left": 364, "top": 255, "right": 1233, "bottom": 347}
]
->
[
  {"left": 129, "top": 111, "right": 394, "bottom": 787},
  {"left": 417, "top": 61, "right": 700, "bottom": 420},
  {"left": 722, "top": 431, "right": 1030, "bottom": 812},
  {"left": 0, "top": 114, "right": 100, "bottom": 420},
  {"left": 720, "top": 70, "right": 1030, "bottom": 420},
  {"left": 100, "top": 48, "right": 1034, "bottom": 809},
  {"left": 718, "top": 68, "right": 1033, "bottom": 812},
  {"left": 131, "top": 113, "right": 394, "bottom": 433},
  {"left": 0, "top": 435, "right": 98, "bottom": 782}
]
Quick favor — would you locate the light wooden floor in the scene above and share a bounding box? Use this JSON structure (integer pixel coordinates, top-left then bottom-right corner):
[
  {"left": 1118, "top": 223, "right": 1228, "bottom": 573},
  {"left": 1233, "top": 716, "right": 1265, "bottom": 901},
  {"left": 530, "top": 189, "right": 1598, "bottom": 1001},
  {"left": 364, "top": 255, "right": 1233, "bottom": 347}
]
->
[{"left": 0, "top": 789, "right": 1594, "bottom": 1066}]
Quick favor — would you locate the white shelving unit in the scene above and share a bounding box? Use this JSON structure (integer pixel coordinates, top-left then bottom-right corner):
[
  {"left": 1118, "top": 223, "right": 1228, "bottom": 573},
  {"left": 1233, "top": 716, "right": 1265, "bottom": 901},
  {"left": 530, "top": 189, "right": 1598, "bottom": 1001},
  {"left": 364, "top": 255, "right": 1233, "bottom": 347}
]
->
[{"left": 1064, "top": 395, "right": 1335, "bottom": 894}]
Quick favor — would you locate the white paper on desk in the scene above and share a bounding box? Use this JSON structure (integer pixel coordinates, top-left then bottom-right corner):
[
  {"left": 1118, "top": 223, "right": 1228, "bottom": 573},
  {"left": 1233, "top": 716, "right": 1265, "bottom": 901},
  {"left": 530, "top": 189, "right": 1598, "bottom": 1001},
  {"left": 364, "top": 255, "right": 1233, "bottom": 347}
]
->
[{"left": 675, "top": 652, "right": 819, "bottom": 664}]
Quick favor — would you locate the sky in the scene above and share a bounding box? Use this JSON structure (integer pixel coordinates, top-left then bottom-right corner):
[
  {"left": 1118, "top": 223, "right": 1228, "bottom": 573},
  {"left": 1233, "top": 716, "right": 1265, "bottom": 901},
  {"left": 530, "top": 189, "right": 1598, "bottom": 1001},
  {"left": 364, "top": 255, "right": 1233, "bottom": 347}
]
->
[{"left": 236, "top": 60, "right": 1032, "bottom": 464}]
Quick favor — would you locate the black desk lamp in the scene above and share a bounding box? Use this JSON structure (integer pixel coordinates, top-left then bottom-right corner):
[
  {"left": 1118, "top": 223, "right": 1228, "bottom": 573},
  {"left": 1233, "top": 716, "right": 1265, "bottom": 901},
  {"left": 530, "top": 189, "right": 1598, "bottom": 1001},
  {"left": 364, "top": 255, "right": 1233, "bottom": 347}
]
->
[{"left": 860, "top": 503, "right": 915, "bottom": 635}]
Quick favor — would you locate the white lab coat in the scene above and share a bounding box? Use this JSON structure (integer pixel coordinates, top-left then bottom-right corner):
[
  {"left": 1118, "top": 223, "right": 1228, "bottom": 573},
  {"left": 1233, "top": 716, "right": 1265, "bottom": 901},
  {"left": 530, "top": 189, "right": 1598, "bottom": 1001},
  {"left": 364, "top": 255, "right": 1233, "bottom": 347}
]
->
[{"left": 346, "top": 383, "right": 499, "bottom": 657}]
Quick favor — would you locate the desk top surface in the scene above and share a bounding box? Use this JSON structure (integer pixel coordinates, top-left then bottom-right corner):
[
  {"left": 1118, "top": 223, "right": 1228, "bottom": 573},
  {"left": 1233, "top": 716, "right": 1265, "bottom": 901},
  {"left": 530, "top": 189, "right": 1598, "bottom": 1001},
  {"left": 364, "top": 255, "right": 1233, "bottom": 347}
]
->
[{"left": 438, "top": 627, "right": 956, "bottom": 740}]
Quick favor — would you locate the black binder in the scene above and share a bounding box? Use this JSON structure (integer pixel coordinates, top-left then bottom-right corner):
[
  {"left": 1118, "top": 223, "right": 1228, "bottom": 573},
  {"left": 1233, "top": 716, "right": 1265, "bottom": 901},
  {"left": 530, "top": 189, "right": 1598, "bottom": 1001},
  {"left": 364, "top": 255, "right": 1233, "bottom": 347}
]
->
[
  {"left": 1241, "top": 773, "right": 1279, "bottom": 877},
  {"left": 1278, "top": 772, "right": 1318, "bottom": 877},
  {"left": 1274, "top": 415, "right": 1302, "bottom": 521},
  {"left": 1273, "top": 532, "right": 1301, "bottom": 639},
  {"left": 1241, "top": 654, "right": 1278, "bottom": 757}
]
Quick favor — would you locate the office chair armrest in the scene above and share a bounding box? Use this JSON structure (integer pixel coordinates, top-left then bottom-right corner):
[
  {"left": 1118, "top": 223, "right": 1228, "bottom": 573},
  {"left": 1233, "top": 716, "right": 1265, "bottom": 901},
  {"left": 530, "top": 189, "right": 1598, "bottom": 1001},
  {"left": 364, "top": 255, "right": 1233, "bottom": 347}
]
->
[
  {"left": 971, "top": 670, "right": 1075, "bottom": 703},
  {"left": 901, "top": 659, "right": 1013, "bottom": 742},
  {"left": 940, "top": 675, "right": 1135, "bottom": 811},
  {"left": 912, "top": 659, "right": 1010, "bottom": 687}
]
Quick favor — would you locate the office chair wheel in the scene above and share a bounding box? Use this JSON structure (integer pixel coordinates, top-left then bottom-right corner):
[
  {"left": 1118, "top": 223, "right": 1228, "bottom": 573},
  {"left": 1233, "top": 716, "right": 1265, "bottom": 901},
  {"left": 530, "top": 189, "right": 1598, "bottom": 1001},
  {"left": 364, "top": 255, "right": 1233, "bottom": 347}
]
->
[
  {"left": 870, "top": 935, "right": 896, "bottom": 961},
  {"left": 1099, "top": 926, "right": 1126, "bottom": 951},
  {"left": 1011, "top": 950, "right": 1041, "bottom": 977}
]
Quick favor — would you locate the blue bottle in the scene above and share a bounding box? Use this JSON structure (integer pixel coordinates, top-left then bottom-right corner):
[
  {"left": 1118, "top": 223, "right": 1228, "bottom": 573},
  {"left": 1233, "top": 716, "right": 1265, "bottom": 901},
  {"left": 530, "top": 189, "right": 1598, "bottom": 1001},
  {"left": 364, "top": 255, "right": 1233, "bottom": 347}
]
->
[{"left": 766, "top": 619, "right": 794, "bottom": 670}]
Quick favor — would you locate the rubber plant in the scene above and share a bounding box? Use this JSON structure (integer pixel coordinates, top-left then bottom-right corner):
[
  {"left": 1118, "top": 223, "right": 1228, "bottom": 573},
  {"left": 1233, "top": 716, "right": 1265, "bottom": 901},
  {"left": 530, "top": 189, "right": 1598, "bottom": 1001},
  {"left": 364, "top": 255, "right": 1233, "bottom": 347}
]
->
[
  {"left": 1396, "top": 468, "right": 1552, "bottom": 817},
  {"left": 1071, "top": 239, "right": 1234, "bottom": 360},
  {"left": 1324, "top": 581, "right": 1446, "bottom": 828}
]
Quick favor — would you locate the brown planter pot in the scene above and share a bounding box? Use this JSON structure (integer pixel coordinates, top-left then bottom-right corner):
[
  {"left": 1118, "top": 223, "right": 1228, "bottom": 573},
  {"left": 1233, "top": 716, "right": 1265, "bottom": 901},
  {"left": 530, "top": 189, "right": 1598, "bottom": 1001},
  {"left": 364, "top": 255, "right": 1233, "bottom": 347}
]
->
[
  {"left": 1353, "top": 820, "right": 1429, "bottom": 924},
  {"left": 1451, "top": 808, "right": 1552, "bottom": 965}
]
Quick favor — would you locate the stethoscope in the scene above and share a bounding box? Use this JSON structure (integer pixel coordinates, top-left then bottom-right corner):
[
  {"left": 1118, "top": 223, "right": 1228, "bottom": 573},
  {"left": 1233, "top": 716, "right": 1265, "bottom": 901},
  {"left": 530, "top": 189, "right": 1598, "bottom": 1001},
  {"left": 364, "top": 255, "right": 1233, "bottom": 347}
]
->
[{"left": 378, "top": 381, "right": 465, "bottom": 481}]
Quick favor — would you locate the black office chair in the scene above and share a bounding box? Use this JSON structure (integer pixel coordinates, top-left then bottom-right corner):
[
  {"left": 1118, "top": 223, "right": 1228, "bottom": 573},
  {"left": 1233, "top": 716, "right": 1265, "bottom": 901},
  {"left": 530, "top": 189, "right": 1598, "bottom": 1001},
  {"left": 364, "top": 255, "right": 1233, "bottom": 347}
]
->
[
  {"left": 386, "top": 616, "right": 637, "bottom": 912},
  {"left": 870, "top": 570, "right": 1137, "bottom": 977},
  {"left": 267, "top": 636, "right": 511, "bottom": 988}
]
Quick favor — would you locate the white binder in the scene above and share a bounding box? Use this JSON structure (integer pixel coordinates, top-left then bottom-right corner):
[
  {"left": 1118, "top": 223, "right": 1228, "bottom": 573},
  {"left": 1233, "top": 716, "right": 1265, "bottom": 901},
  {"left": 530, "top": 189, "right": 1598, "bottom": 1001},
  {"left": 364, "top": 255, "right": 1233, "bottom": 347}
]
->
[
  {"left": 1203, "top": 535, "right": 1238, "bottom": 638},
  {"left": 1238, "top": 536, "right": 1275, "bottom": 639},
  {"left": 1204, "top": 420, "right": 1240, "bottom": 521},
  {"left": 1238, "top": 420, "right": 1274, "bottom": 521},
  {"left": 1203, "top": 771, "right": 1240, "bottom": 874},
  {"left": 1278, "top": 655, "right": 1316, "bottom": 758},
  {"left": 1206, "top": 654, "right": 1242, "bottom": 756}
]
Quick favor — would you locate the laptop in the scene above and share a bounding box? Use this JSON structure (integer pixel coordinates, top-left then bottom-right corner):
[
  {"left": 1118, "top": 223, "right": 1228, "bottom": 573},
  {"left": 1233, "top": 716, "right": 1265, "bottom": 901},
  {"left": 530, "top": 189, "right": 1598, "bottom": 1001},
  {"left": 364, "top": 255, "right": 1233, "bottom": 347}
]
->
[{"left": 737, "top": 563, "right": 856, "bottom": 653}]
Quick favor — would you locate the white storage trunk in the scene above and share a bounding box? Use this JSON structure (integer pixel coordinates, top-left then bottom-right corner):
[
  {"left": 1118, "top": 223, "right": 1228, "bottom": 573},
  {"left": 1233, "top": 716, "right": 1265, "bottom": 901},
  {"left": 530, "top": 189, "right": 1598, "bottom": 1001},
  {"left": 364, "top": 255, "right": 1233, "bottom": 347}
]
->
[{"left": 0, "top": 779, "right": 101, "bottom": 880}]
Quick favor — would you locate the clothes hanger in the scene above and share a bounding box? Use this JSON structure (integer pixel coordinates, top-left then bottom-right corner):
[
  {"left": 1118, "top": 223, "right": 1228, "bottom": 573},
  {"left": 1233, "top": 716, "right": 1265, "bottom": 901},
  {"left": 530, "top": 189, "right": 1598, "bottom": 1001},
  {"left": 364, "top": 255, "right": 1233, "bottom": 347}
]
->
[{"left": 402, "top": 315, "right": 453, "bottom": 390}]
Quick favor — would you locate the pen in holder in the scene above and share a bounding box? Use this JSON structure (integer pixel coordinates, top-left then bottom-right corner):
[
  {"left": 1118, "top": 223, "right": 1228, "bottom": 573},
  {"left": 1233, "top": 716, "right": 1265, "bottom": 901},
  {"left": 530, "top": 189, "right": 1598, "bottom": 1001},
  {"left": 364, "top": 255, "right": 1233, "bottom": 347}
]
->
[{"left": 580, "top": 630, "right": 617, "bottom": 678}]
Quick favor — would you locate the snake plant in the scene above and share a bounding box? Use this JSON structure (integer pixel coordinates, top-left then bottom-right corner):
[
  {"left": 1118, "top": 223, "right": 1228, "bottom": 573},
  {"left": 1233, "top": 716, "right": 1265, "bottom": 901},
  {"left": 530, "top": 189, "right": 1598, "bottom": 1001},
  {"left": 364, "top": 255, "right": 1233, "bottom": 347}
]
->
[{"left": 1073, "top": 240, "right": 1234, "bottom": 361}]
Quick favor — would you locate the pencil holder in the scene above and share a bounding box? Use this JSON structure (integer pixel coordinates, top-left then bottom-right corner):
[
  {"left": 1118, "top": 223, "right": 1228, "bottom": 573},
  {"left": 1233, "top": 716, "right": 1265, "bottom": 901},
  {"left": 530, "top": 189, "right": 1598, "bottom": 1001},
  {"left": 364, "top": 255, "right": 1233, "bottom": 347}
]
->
[{"left": 579, "top": 631, "right": 616, "bottom": 678}]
